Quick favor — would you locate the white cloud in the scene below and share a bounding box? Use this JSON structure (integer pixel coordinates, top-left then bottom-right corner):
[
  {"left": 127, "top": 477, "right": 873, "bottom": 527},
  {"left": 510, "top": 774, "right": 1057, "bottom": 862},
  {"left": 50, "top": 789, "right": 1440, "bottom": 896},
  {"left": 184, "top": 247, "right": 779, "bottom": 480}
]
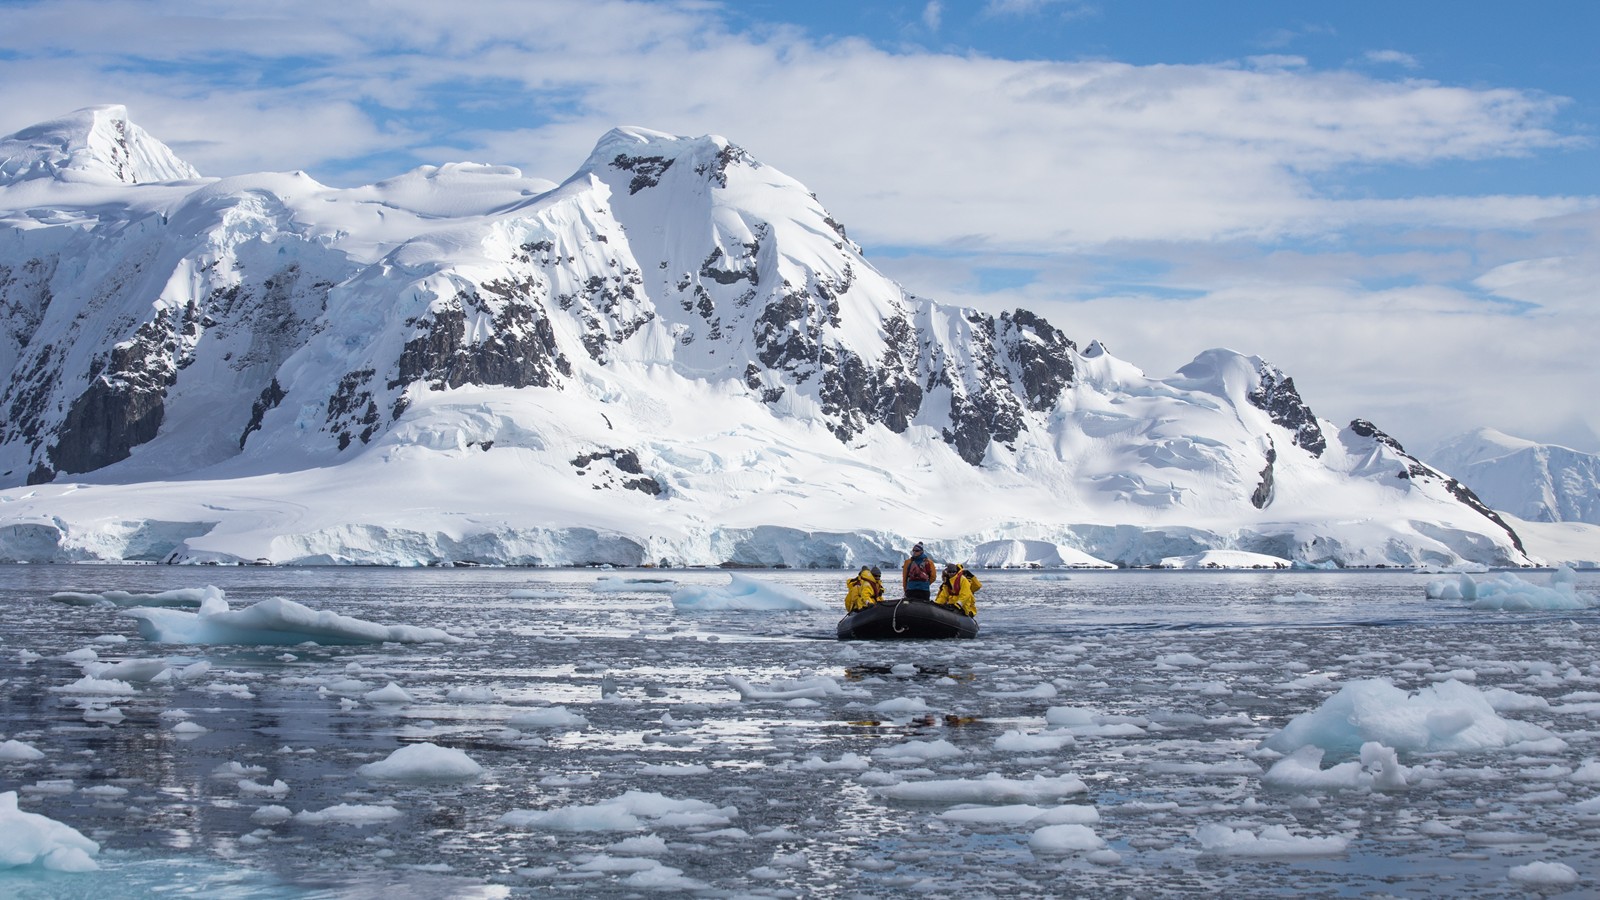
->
[
  {"left": 982, "top": 0, "right": 1096, "bottom": 18},
  {"left": 0, "top": 0, "right": 1595, "bottom": 451},
  {"left": 1365, "top": 49, "right": 1421, "bottom": 69}
]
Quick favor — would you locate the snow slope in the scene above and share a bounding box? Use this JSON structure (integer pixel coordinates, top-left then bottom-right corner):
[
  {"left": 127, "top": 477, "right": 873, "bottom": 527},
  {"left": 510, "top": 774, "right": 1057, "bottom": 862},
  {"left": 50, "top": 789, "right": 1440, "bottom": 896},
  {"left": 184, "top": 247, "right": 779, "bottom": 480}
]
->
[
  {"left": 0, "top": 108, "right": 1537, "bottom": 568},
  {"left": 1432, "top": 428, "right": 1600, "bottom": 525}
]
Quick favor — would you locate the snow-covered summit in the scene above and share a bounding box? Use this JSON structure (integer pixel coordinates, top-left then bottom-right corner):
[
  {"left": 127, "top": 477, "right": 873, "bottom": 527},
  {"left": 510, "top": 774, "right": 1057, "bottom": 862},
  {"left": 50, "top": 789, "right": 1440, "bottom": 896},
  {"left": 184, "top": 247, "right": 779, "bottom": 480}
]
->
[
  {"left": 1432, "top": 428, "right": 1600, "bottom": 525},
  {"left": 0, "top": 108, "right": 1542, "bottom": 567},
  {"left": 0, "top": 105, "right": 201, "bottom": 186}
]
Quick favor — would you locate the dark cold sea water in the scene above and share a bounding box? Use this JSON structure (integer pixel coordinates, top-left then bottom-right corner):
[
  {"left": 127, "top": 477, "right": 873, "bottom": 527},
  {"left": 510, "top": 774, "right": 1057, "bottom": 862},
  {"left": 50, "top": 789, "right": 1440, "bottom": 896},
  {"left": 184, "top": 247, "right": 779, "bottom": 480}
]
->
[{"left": 1, "top": 566, "right": 1598, "bottom": 898}]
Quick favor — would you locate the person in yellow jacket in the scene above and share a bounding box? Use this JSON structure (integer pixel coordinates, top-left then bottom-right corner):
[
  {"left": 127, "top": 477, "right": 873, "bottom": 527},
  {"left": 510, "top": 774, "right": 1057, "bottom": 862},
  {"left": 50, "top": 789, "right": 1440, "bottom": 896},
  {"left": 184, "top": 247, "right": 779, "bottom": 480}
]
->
[
  {"left": 844, "top": 566, "right": 885, "bottom": 612},
  {"left": 934, "top": 562, "right": 981, "bottom": 617}
]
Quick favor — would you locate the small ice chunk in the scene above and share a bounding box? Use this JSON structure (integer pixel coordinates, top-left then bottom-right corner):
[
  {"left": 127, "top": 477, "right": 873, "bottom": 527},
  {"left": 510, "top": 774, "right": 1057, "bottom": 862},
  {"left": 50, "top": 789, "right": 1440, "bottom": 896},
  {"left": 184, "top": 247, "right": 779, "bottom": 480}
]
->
[
  {"left": 363, "top": 682, "right": 414, "bottom": 704},
  {"left": 293, "top": 804, "right": 401, "bottom": 826},
  {"left": 507, "top": 707, "right": 589, "bottom": 730},
  {"left": 1194, "top": 823, "right": 1348, "bottom": 857},
  {"left": 1029, "top": 823, "right": 1106, "bottom": 854},
  {"left": 995, "top": 730, "right": 1076, "bottom": 753},
  {"left": 357, "top": 743, "right": 483, "bottom": 782},
  {"left": 726, "top": 674, "right": 842, "bottom": 702},
  {"left": 879, "top": 773, "right": 1087, "bottom": 805},
  {"left": 0, "top": 740, "right": 45, "bottom": 762},
  {"left": 1507, "top": 861, "right": 1579, "bottom": 886},
  {"left": 873, "top": 739, "right": 960, "bottom": 762}
]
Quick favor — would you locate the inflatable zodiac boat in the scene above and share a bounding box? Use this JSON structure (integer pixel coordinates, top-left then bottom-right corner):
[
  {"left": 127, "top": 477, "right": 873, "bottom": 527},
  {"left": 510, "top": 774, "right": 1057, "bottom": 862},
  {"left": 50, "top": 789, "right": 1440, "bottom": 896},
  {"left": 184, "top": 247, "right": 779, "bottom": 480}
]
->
[{"left": 836, "top": 598, "right": 979, "bottom": 640}]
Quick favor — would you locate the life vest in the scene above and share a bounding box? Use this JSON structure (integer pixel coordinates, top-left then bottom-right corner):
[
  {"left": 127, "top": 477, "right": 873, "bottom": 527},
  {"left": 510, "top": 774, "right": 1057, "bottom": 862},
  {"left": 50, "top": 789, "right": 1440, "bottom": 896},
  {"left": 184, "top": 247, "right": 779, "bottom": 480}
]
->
[
  {"left": 844, "top": 569, "right": 883, "bottom": 612},
  {"left": 935, "top": 566, "right": 981, "bottom": 617},
  {"left": 903, "top": 554, "right": 935, "bottom": 591}
]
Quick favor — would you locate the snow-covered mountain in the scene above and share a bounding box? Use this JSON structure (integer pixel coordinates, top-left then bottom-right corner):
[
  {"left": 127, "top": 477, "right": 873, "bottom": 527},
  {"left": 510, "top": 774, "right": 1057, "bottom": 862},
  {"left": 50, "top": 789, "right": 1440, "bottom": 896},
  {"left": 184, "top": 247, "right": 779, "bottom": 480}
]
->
[
  {"left": 0, "top": 107, "right": 1534, "bottom": 567},
  {"left": 1432, "top": 428, "right": 1600, "bottom": 526}
]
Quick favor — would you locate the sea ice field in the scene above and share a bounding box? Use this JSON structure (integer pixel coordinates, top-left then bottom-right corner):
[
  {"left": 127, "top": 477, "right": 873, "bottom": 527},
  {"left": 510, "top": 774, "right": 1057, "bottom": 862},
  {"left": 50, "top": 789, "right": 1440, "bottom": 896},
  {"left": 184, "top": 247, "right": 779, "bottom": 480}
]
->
[{"left": 2, "top": 565, "right": 1598, "bottom": 898}]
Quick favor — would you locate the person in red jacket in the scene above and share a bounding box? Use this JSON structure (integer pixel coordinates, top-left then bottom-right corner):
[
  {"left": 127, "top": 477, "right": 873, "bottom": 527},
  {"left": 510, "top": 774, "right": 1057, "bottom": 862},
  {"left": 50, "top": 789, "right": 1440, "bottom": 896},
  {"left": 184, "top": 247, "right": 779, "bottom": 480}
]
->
[{"left": 901, "top": 543, "right": 936, "bottom": 601}]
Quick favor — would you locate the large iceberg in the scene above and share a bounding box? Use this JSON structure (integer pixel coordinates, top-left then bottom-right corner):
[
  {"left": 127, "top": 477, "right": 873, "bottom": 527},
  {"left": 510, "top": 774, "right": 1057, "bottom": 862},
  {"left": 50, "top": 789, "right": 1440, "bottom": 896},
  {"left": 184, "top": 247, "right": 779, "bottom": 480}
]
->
[
  {"left": 0, "top": 791, "right": 100, "bottom": 872},
  {"left": 1263, "top": 678, "right": 1559, "bottom": 755},
  {"left": 122, "top": 588, "right": 458, "bottom": 645},
  {"left": 1424, "top": 566, "right": 1594, "bottom": 610}
]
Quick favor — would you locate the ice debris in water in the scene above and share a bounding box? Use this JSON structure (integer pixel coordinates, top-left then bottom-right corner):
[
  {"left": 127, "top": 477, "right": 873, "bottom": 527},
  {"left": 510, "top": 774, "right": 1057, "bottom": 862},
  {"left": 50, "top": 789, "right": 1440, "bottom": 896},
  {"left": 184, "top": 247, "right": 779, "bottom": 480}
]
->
[
  {"left": 49, "top": 586, "right": 218, "bottom": 608},
  {"left": 1425, "top": 565, "right": 1594, "bottom": 610},
  {"left": 1263, "top": 678, "right": 1559, "bottom": 755},
  {"left": 1194, "top": 823, "right": 1348, "bottom": 857},
  {"left": 293, "top": 804, "right": 402, "bottom": 826},
  {"left": 356, "top": 743, "right": 484, "bottom": 782},
  {"left": 0, "top": 740, "right": 45, "bottom": 761},
  {"left": 499, "top": 791, "right": 737, "bottom": 832},
  {"left": 1507, "top": 861, "right": 1580, "bottom": 886},
  {"left": 878, "top": 773, "right": 1088, "bottom": 804},
  {"left": 594, "top": 576, "right": 678, "bottom": 594},
  {"left": 0, "top": 790, "right": 99, "bottom": 872},
  {"left": 725, "top": 674, "right": 844, "bottom": 701},
  {"left": 1263, "top": 742, "right": 1412, "bottom": 792},
  {"left": 121, "top": 587, "right": 459, "bottom": 645},
  {"left": 670, "top": 574, "right": 825, "bottom": 611}
]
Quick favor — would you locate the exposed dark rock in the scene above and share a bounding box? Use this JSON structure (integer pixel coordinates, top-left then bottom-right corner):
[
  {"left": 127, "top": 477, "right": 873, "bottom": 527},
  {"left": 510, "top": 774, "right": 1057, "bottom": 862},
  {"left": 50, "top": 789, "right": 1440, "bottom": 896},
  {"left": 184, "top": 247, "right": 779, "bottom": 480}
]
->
[
  {"left": 570, "top": 448, "right": 662, "bottom": 496},
  {"left": 1249, "top": 364, "right": 1326, "bottom": 457},
  {"left": 49, "top": 310, "right": 183, "bottom": 474},
  {"left": 693, "top": 143, "right": 754, "bottom": 188},
  {"left": 395, "top": 291, "right": 570, "bottom": 391},
  {"left": 610, "top": 153, "right": 674, "bottom": 194},
  {"left": 325, "top": 369, "right": 380, "bottom": 450},
  {"left": 1252, "top": 443, "right": 1277, "bottom": 509},
  {"left": 999, "top": 309, "right": 1076, "bottom": 411},
  {"left": 239, "top": 378, "right": 285, "bottom": 449}
]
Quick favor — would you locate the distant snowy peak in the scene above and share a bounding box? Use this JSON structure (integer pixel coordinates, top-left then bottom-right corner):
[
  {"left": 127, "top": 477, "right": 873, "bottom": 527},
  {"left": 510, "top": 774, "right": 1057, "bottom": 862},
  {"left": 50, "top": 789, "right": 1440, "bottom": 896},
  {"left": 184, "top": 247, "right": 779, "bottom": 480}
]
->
[
  {"left": 0, "top": 105, "right": 200, "bottom": 186},
  {"left": 1431, "top": 428, "right": 1600, "bottom": 525}
]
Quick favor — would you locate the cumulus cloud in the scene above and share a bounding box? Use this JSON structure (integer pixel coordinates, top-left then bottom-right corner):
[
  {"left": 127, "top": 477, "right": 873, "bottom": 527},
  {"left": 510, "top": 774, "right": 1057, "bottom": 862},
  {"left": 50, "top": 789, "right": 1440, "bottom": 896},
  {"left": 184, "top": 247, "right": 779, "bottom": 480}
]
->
[
  {"left": 0, "top": 0, "right": 1594, "bottom": 450},
  {"left": 1365, "top": 49, "right": 1421, "bottom": 69}
]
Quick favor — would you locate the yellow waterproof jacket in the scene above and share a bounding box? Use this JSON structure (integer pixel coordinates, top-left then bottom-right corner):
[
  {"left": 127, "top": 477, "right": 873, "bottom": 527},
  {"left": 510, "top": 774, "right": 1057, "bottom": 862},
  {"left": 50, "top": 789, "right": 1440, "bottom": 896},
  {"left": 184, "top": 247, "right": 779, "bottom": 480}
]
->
[
  {"left": 934, "top": 567, "right": 981, "bottom": 616},
  {"left": 844, "top": 568, "right": 884, "bottom": 612}
]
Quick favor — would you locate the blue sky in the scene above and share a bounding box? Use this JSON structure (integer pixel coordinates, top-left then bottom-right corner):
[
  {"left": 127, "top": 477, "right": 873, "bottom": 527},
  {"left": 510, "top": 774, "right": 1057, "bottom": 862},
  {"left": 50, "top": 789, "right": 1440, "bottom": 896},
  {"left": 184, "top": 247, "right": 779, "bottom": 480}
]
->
[{"left": 1, "top": 0, "right": 1597, "bottom": 452}]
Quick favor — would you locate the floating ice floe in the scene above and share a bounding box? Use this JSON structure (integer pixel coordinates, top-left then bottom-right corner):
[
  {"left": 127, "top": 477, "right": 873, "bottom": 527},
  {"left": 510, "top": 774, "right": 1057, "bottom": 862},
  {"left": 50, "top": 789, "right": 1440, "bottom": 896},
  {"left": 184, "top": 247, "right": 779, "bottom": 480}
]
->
[
  {"left": 1507, "top": 861, "right": 1580, "bottom": 886},
  {"left": 938, "top": 804, "right": 1098, "bottom": 827},
  {"left": 725, "top": 674, "right": 843, "bottom": 701},
  {"left": 0, "top": 740, "right": 45, "bottom": 762},
  {"left": 357, "top": 743, "right": 484, "bottom": 782},
  {"left": 1424, "top": 566, "right": 1594, "bottom": 610},
  {"left": 1263, "top": 678, "right": 1559, "bottom": 755},
  {"left": 872, "top": 739, "right": 961, "bottom": 762},
  {"left": 595, "top": 576, "right": 678, "bottom": 594},
  {"left": 1263, "top": 742, "right": 1412, "bottom": 792},
  {"left": 293, "top": 804, "right": 402, "bottom": 826},
  {"left": 82, "top": 657, "right": 173, "bottom": 683},
  {"left": 122, "top": 588, "right": 459, "bottom": 645},
  {"left": 671, "top": 574, "right": 825, "bottom": 611},
  {"left": 878, "top": 773, "right": 1087, "bottom": 805},
  {"left": 49, "top": 586, "right": 219, "bottom": 608},
  {"left": 1029, "top": 823, "right": 1107, "bottom": 855},
  {"left": 508, "top": 706, "right": 590, "bottom": 730},
  {"left": 1194, "top": 823, "right": 1348, "bottom": 857},
  {"left": 499, "top": 791, "right": 737, "bottom": 832},
  {"left": 0, "top": 790, "right": 99, "bottom": 872}
]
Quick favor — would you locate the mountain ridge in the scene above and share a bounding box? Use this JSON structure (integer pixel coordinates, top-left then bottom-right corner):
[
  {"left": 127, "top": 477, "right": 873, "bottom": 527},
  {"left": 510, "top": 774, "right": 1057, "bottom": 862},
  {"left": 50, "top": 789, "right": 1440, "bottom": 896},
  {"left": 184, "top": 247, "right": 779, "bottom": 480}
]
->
[{"left": 0, "top": 106, "right": 1536, "bottom": 567}]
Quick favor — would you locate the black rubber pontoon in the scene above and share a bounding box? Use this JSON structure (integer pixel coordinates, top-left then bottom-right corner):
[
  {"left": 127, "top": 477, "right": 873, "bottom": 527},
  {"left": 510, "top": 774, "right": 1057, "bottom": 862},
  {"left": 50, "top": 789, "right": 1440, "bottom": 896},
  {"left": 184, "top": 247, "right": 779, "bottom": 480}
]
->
[{"left": 836, "top": 599, "right": 979, "bottom": 640}]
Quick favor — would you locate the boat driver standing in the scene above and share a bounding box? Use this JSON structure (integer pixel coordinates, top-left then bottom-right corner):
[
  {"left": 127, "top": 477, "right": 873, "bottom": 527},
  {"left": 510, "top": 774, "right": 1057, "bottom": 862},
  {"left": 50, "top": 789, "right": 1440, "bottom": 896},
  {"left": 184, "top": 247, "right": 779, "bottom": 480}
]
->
[{"left": 902, "top": 543, "right": 936, "bottom": 601}]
